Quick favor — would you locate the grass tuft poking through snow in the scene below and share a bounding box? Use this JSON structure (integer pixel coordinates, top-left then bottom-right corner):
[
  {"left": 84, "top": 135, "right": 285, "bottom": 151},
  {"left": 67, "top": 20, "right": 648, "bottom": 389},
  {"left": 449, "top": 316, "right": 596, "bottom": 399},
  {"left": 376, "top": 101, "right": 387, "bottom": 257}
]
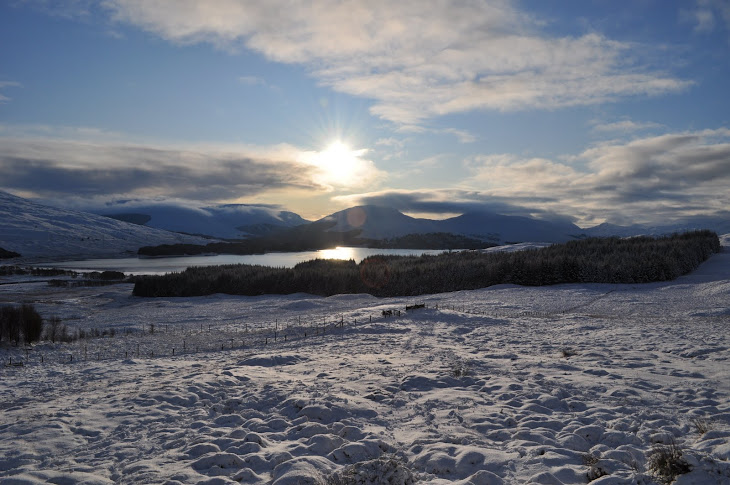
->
[
  {"left": 321, "top": 454, "right": 416, "bottom": 485},
  {"left": 647, "top": 439, "right": 692, "bottom": 484}
]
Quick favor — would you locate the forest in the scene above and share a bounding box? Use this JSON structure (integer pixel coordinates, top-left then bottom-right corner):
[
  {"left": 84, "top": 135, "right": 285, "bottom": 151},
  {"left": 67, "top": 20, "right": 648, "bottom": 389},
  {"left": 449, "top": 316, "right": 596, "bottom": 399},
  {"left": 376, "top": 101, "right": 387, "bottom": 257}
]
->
[{"left": 132, "top": 230, "right": 721, "bottom": 298}]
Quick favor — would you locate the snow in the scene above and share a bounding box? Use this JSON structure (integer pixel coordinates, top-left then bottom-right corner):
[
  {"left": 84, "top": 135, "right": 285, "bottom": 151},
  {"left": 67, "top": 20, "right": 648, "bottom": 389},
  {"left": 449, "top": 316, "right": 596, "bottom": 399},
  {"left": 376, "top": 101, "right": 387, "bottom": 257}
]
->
[
  {"left": 96, "top": 202, "right": 308, "bottom": 240},
  {"left": 0, "top": 236, "right": 729, "bottom": 484},
  {"left": 318, "top": 206, "right": 581, "bottom": 243},
  {"left": 0, "top": 191, "right": 212, "bottom": 260}
]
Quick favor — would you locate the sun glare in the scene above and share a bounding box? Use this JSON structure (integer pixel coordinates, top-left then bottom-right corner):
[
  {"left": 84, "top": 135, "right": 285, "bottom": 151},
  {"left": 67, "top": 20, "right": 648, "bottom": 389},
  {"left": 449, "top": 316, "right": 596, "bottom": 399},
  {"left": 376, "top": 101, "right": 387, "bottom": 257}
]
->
[{"left": 313, "top": 140, "right": 367, "bottom": 188}]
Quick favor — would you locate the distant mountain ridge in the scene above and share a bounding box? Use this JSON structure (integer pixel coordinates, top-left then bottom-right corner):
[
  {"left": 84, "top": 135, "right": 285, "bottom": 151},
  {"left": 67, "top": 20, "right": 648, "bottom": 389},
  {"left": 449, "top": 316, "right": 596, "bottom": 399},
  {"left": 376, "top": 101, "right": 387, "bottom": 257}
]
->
[
  {"left": 0, "top": 191, "right": 211, "bottom": 259},
  {"left": 3, "top": 191, "right": 727, "bottom": 261},
  {"left": 94, "top": 199, "right": 730, "bottom": 243},
  {"left": 581, "top": 219, "right": 730, "bottom": 238},
  {"left": 101, "top": 203, "right": 309, "bottom": 239},
  {"left": 317, "top": 205, "right": 582, "bottom": 244}
]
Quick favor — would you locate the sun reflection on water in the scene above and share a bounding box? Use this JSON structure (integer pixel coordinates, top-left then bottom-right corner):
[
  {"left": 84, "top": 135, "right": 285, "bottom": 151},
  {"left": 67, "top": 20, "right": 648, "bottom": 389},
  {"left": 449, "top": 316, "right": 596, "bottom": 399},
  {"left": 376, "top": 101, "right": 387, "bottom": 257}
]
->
[{"left": 317, "top": 246, "right": 358, "bottom": 261}]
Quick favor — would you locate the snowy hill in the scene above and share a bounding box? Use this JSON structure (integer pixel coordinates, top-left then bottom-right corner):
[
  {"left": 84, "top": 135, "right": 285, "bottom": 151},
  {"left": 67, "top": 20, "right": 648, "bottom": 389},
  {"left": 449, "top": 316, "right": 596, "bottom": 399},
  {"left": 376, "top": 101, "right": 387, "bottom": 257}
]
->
[
  {"left": 438, "top": 211, "right": 581, "bottom": 243},
  {"left": 100, "top": 203, "right": 309, "bottom": 239},
  {"left": 582, "top": 217, "right": 730, "bottom": 238},
  {"left": 0, "top": 191, "right": 212, "bottom": 259},
  {"left": 0, "top": 234, "right": 729, "bottom": 483},
  {"left": 317, "top": 206, "right": 441, "bottom": 240},
  {"left": 317, "top": 205, "right": 581, "bottom": 243}
]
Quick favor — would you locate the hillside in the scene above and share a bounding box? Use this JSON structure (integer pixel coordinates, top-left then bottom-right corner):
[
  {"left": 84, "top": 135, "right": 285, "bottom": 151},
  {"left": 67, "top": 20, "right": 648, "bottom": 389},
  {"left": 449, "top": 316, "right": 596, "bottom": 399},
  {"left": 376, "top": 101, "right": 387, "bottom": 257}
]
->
[
  {"left": 0, "top": 191, "right": 212, "bottom": 260},
  {"left": 101, "top": 203, "right": 309, "bottom": 239},
  {"left": 582, "top": 217, "right": 730, "bottom": 238},
  {"left": 1, "top": 234, "right": 729, "bottom": 484}
]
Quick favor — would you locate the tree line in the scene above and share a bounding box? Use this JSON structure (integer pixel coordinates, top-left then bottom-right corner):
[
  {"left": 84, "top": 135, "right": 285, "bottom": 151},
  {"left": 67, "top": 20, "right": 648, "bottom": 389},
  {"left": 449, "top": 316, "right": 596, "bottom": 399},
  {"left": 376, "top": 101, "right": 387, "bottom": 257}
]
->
[
  {"left": 137, "top": 222, "right": 490, "bottom": 257},
  {"left": 132, "top": 231, "right": 721, "bottom": 298},
  {"left": 0, "top": 304, "right": 44, "bottom": 345},
  {"left": 0, "top": 247, "right": 21, "bottom": 259}
]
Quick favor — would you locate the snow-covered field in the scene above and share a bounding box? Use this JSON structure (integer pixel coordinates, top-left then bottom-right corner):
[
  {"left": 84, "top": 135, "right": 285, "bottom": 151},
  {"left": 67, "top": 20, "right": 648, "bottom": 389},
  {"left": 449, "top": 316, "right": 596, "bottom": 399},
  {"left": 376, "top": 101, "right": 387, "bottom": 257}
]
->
[{"left": 1, "top": 238, "right": 729, "bottom": 484}]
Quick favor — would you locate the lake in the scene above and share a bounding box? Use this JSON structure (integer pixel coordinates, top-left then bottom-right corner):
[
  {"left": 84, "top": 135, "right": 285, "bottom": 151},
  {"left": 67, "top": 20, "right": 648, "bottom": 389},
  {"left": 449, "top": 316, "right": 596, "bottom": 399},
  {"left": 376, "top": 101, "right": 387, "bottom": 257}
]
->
[{"left": 43, "top": 247, "right": 452, "bottom": 275}]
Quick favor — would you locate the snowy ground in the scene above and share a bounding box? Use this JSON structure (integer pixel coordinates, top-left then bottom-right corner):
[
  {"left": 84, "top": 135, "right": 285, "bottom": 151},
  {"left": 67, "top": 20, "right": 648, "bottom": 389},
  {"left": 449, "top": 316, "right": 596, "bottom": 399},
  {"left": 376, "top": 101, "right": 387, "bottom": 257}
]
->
[{"left": 1, "top": 238, "right": 729, "bottom": 484}]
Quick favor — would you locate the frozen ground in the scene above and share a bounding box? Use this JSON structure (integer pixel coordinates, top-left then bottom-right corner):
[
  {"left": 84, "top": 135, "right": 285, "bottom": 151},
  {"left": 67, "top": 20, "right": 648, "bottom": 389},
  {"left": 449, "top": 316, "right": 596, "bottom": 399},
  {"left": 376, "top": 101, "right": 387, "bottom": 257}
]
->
[{"left": 1, "top": 237, "right": 729, "bottom": 484}]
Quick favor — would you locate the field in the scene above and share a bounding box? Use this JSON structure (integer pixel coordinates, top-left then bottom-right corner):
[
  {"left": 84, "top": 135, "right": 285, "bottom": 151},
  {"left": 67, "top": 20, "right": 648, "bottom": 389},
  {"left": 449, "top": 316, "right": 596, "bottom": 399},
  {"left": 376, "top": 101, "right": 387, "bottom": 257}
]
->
[{"left": 1, "top": 236, "right": 729, "bottom": 484}]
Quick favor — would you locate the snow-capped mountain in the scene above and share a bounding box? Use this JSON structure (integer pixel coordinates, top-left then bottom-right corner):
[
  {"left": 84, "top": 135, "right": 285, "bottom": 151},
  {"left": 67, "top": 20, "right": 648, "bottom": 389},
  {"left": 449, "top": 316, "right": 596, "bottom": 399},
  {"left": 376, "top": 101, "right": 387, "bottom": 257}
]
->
[
  {"left": 438, "top": 211, "right": 581, "bottom": 243},
  {"left": 582, "top": 217, "right": 730, "bottom": 238},
  {"left": 100, "top": 203, "right": 309, "bottom": 239},
  {"left": 0, "top": 191, "right": 212, "bottom": 259},
  {"left": 317, "top": 206, "right": 441, "bottom": 240},
  {"left": 316, "top": 205, "right": 582, "bottom": 243}
]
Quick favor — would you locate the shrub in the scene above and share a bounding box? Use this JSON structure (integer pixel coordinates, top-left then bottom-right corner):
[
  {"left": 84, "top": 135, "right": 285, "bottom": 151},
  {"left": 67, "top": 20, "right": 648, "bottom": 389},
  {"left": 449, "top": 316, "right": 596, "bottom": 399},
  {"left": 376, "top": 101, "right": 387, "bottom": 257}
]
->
[
  {"left": 0, "top": 247, "right": 21, "bottom": 259},
  {"left": 0, "top": 305, "right": 21, "bottom": 344},
  {"left": 691, "top": 417, "right": 712, "bottom": 435},
  {"left": 322, "top": 455, "right": 415, "bottom": 485},
  {"left": 1, "top": 304, "right": 44, "bottom": 344},
  {"left": 20, "top": 304, "right": 44, "bottom": 343},
  {"left": 451, "top": 359, "right": 471, "bottom": 377},
  {"left": 647, "top": 439, "right": 691, "bottom": 484},
  {"left": 45, "top": 316, "right": 62, "bottom": 343}
]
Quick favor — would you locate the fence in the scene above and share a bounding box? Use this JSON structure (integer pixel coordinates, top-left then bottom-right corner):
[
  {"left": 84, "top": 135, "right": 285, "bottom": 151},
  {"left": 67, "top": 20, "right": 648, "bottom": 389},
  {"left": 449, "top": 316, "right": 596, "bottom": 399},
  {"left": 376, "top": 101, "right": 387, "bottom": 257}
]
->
[{"left": 1, "top": 299, "right": 586, "bottom": 368}]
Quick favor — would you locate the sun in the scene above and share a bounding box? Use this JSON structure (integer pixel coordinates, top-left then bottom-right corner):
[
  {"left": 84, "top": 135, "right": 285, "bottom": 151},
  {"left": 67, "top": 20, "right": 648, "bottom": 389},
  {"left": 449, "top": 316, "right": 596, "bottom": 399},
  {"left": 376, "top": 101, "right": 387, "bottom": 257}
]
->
[{"left": 313, "top": 140, "right": 367, "bottom": 188}]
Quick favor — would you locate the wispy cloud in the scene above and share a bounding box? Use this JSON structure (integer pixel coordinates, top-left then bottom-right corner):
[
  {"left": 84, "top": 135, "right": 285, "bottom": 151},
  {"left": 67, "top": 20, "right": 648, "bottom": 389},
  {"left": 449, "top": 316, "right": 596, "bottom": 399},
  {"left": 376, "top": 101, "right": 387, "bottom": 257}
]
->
[
  {"left": 442, "top": 128, "right": 476, "bottom": 143},
  {"left": 681, "top": 0, "right": 730, "bottom": 33},
  {"left": 0, "top": 81, "right": 22, "bottom": 103},
  {"left": 100, "top": 0, "right": 691, "bottom": 125},
  {"left": 0, "top": 126, "right": 384, "bottom": 202},
  {"left": 590, "top": 119, "right": 664, "bottom": 134}
]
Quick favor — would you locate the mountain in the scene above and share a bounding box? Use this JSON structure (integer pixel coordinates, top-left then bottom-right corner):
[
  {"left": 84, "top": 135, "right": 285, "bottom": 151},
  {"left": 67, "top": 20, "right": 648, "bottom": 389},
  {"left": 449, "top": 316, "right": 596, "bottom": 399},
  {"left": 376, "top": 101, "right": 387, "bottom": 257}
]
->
[
  {"left": 317, "top": 206, "right": 440, "bottom": 240},
  {"left": 438, "top": 211, "right": 581, "bottom": 243},
  {"left": 0, "top": 191, "right": 212, "bottom": 260},
  {"left": 316, "top": 205, "right": 582, "bottom": 244},
  {"left": 582, "top": 217, "right": 730, "bottom": 238},
  {"left": 580, "top": 222, "right": 647, "bottom": 238},
  {"left": 101, "top": 203, "right": 309, "bottom": 239}
]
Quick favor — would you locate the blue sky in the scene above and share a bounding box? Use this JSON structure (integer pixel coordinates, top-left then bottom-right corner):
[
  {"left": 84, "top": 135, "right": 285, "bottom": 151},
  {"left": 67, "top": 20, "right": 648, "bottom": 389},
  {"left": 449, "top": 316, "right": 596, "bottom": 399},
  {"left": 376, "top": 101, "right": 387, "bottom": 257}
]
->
[{"left": 1, "top": 0, "right": 729, "bottom": 227}]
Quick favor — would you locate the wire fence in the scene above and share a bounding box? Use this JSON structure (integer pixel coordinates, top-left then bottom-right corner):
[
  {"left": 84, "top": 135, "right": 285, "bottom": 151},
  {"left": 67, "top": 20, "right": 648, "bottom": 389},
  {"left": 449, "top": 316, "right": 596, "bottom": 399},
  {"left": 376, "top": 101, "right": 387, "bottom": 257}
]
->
[{"left": 0, "top": 299, "right": 626, "bottom": 368}]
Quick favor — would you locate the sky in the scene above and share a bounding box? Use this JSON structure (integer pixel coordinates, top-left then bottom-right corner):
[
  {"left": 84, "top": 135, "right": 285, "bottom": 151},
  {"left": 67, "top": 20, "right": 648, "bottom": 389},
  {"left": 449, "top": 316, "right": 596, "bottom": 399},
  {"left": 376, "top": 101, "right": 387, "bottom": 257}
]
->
[{"left": 1, "top": 0, "right": 729, "bottom": 227}]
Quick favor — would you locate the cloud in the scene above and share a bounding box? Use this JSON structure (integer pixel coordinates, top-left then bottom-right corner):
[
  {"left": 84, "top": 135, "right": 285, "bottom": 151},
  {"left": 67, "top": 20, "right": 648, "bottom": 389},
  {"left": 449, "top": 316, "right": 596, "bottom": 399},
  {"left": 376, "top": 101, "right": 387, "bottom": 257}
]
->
[
  {"left": 0, "top": 127, "right": 387, "bottom": 202},
  {"left": 333, "top": 188, "right": 566, "bottom": 221},
  {"left": 337, "top": 128, "right": 730, "bottom": 226},
  {"left": 590, "top": 119, "right": 664, "bottom": 134},
  {"left": 682, "top": 0, "right": 730, "bottom": 33},
  {"left": 297, "top": 143, "right": 387, "bottom": 190},
  {"left": 0, "top": 81, "right": 22, "bottom": 103},
  {"left": 465, "top": 128, "right": 730, "bottom": 225},
  {"left": 100, "top": 0, "right": 690, "bottom": 125},
  {"left": 442, "top": 128, "right": 476, "bottom": 144}
]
